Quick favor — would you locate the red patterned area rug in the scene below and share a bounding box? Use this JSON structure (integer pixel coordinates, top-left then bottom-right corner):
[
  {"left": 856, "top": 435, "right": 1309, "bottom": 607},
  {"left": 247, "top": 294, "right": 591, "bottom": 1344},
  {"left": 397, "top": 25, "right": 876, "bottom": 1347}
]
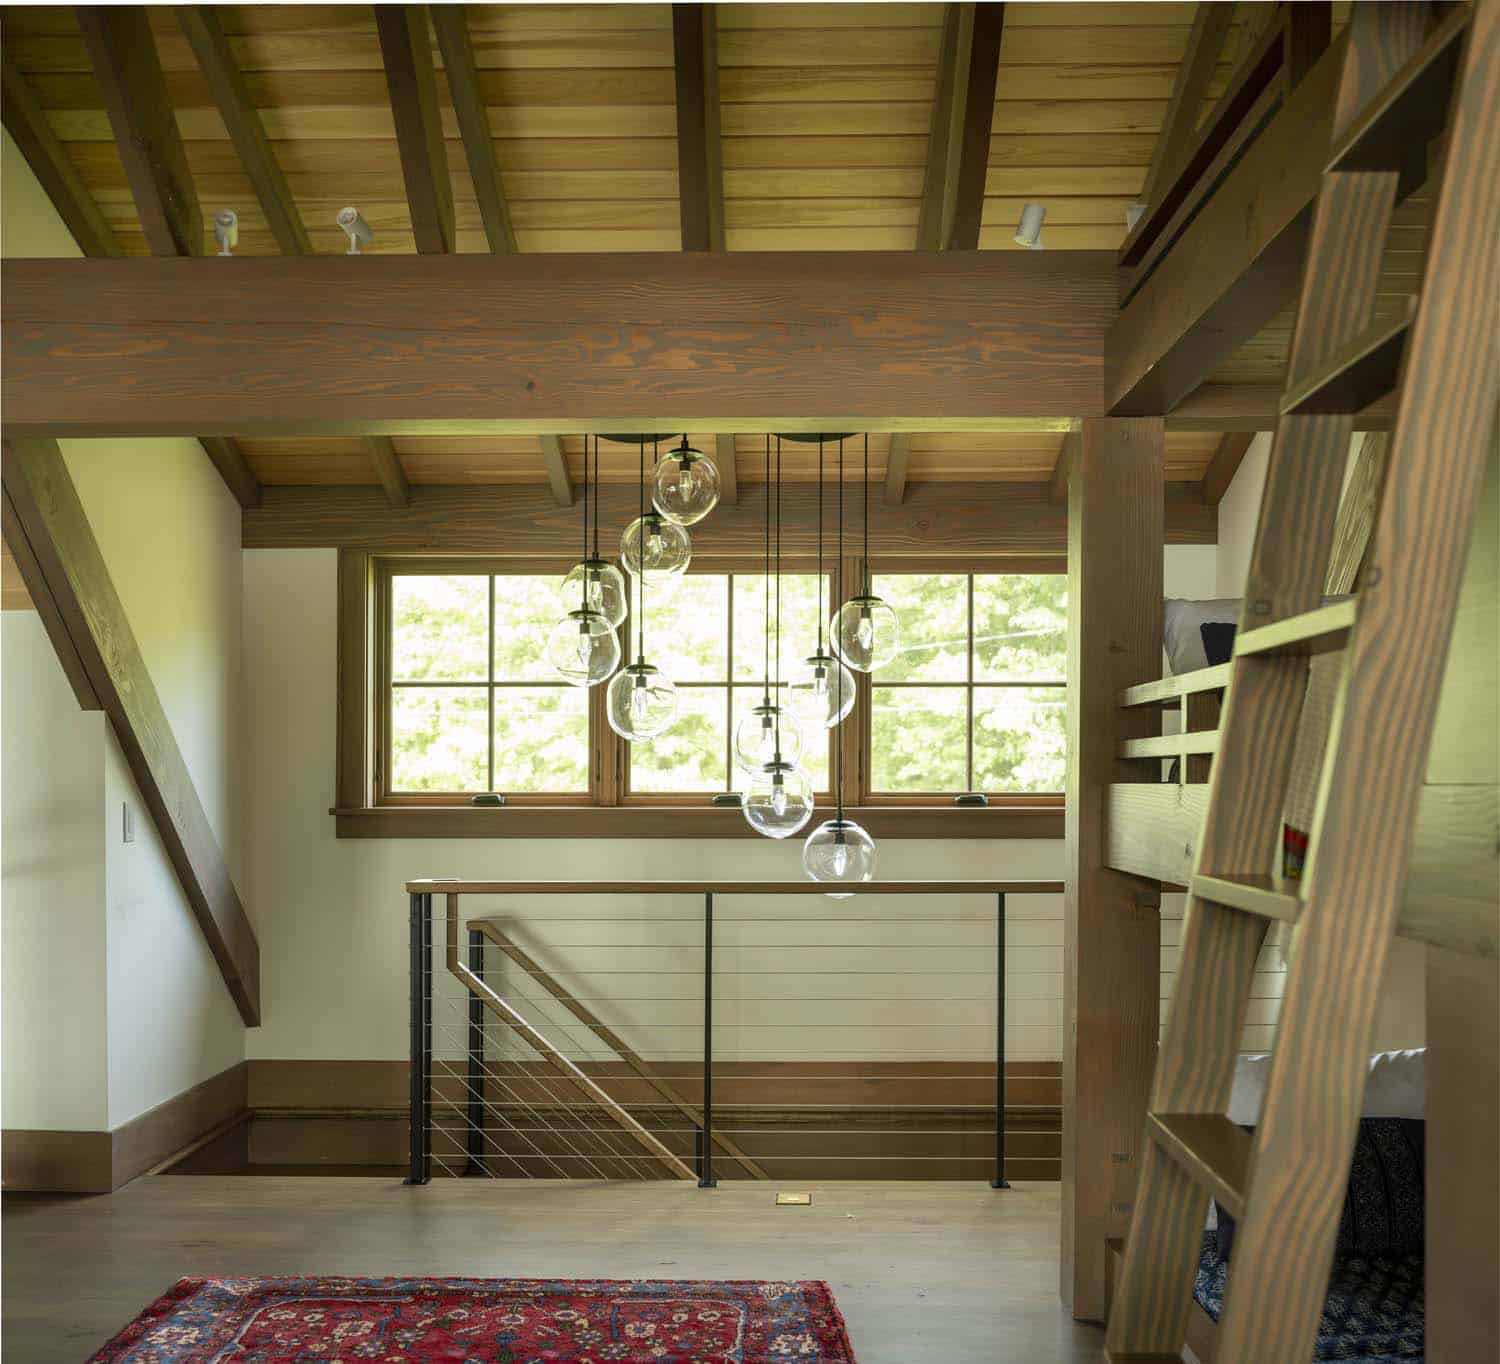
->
[{"left": 88, "top": 1275, "right": 858, "bottom": 1362}]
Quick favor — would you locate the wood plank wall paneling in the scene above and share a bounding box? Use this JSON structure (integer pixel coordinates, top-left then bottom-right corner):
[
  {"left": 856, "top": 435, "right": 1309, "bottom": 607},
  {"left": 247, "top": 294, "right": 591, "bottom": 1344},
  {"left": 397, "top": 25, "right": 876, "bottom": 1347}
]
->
[
  {"left": 0, "top": 252, "right": 1117, "bottom": 435},
  {"left": 1062, "top": 417, "right": 1164, "bottom": 1322}
]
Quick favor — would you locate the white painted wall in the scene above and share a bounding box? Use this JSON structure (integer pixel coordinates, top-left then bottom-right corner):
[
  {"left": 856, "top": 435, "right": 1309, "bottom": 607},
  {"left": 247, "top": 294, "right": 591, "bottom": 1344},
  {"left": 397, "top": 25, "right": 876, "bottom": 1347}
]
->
[{"left": 1, "top": 130, "right": 247, "bottom": 1133}]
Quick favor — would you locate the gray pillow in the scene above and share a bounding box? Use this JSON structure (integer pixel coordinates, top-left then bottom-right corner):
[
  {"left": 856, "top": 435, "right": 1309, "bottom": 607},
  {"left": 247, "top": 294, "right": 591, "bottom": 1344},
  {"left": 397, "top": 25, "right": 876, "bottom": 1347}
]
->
[{"left": 1163, "top": 598, "right": 1240, "bottom": 674}]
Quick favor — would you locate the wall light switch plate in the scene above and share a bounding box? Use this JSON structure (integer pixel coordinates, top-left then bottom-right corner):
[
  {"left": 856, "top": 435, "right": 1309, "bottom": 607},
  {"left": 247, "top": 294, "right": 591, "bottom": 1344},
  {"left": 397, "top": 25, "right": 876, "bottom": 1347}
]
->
[
  {"left": 122, "top": 803, "right": 135, "bottom": 843},
  {"left": 775, "top": 1192, "right": 812, "bottom": 1206}
]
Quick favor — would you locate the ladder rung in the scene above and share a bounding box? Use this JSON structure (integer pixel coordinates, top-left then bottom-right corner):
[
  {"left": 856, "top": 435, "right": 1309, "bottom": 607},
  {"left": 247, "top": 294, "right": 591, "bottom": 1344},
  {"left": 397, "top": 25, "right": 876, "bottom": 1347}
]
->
[
  {"left": 1326, "top": 6, "right": 1469, "bottom": 174},
  {"left": 1118, "top": 663, "right": 1232, "bottom": 709},
  {"left": 1191, "top": 873, "right": 1301, "bottom": 924},
  {"left": 1147, "top": 1113, "right": 1251, "bottom": 1219},
  {"left": 1281, "top": 299, "right": 1415, "bottom": 415},
  {"left": 1234, "top": 599, "right": 1356, "bottom": 659},
  {"left": 1120, "top": 732, "right": 1220, "bottom": 761}
]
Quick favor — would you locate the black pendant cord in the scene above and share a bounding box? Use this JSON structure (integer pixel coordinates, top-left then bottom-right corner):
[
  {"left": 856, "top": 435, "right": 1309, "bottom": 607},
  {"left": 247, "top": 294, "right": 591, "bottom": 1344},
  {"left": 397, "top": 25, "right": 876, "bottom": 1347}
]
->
[
  {"left": 762, "top": 434, "right": 772, "bottom": 707},
  {"left": 774, "top": 435, "right": 784, "bottom": 732},
  {"left": 836, "top": 436, "right": 845, "bottom": 823},
  {"left": 816, "top": 437, "right": 825, "bottom": 652},
  {"left": 579, "top": 432, "right": 589, "bottom": 611},
  {"left": 863, "top": 432, "right": 872, "bottom": 595},
  {"left": 591, "top": 434, "right": 601, "bottom": 560},
  {"left": 636, "top": 438, "right": 646, "bottom": 665}
]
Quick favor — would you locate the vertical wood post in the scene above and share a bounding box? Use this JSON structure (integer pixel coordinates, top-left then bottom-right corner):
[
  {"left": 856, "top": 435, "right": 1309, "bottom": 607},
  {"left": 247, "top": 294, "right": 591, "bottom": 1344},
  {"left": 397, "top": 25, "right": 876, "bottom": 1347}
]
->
[
  {"left": 700, "top": 891, "right": 717, "bottom": 1188},
  {"left": 1061, "top": 417, "right": 1164, "bottom": 1319}
]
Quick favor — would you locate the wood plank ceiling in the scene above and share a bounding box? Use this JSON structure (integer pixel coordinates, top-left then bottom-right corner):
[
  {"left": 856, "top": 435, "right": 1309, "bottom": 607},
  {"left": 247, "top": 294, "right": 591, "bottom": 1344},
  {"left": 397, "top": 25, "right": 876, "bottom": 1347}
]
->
[{"left": 2, "top": 1, "right": 1384, "bottom": 500}]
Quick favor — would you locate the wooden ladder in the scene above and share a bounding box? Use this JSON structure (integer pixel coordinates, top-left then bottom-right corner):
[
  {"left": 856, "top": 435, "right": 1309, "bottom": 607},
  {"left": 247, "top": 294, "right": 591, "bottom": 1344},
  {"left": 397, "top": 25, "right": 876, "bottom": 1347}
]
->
[{"left": 1105, "top": 4, "right": 1498, "bottom": 1362}]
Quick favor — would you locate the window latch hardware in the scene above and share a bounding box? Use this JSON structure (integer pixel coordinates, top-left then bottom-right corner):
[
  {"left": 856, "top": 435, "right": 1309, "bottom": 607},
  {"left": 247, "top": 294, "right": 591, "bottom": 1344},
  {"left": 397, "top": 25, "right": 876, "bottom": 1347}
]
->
[
  {"left": 471, "top": 793, "right": 507, "bottom": 807},
  {"left": 954, "top": 792, "right": 989, "bottom": 807}
]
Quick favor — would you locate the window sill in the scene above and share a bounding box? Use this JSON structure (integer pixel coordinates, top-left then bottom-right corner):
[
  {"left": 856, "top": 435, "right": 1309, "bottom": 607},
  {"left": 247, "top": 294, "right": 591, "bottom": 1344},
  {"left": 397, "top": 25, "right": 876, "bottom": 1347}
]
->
[{"left": 331, "top": 804, "right": 1063, "bottom": 840}]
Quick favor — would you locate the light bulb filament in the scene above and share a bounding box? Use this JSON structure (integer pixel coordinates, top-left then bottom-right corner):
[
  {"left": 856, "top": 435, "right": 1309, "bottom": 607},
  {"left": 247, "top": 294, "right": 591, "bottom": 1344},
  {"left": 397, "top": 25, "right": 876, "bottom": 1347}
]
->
[{"left": 830, "top": 844, "right": 849, "bottom": 877}]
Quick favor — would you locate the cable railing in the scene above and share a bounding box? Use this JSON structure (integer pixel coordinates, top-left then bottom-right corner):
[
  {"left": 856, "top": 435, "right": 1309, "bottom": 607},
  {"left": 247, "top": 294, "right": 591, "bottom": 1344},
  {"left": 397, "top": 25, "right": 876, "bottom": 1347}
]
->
[{"left": 405, "top": 878, "right": 1065, "bottom": 1186}]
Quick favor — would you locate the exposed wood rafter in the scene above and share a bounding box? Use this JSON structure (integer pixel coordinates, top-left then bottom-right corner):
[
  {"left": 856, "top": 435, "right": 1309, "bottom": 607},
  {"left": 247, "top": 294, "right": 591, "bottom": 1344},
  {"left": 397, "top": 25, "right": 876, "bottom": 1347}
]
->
[
  {"left": 76, "top": 5, "right": 201, "bottom": 258},
  {"left": 883, "top": 434, "right": 912, "bottom": 505},
  {"left": 1199, "top": 431, "right": 1256, "bottom": 506},
  {"left": 915, "top": 3, "right": 965, "bottom": 254},
  {"left": 375, "top": 4, "right": 453, "bottom": 255},
  {"left": 538, "top": 436, "right": 573, "bottom": 508},
  {"left": 366, "top": 436, "right": 411, "bottom": 509},
  {"left": 672, "top": 3, "right": 725, "bottom": 252},
  {"left": 1, "top": 54, "right": 119, "bottom": 258},
  {"left": 176, "top": 6, "right": 310, "bottom": 256},
  {"left": 714, "top": 434, "right": 738, "bottom": 505},
  {"left": 947, "top": 3, "right": 1005, "bottom": 252},
  {"left": 431, "top": 5, "right": 516, "bottom": 254},
  {"left": 1048, "top": 430, "right": 1080, "bottom": 506},
  {"left": 3, "top": 437, "right": 260, "bottom": 1026},
  {"left": 198, "top": 436, "right": 262, "bottom": 511}
]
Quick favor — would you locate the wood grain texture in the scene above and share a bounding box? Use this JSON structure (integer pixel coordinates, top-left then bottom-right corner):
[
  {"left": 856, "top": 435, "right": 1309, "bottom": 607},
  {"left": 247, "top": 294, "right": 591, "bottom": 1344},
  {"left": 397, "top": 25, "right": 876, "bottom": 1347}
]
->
[
  {"left": 948, "top": 2, "right": 1004, "bottom": 251},
  {"left": 241, "top": 481, "right": 1217, "bottom": 554},
  {"left": 374, "top": 4, "right": 452, "bottom": 255},
  {"left": 1106, "top": 36, "right": 1344, "bottom": 415},
  {"left": 713, "top": 433, "right": 738, "bottom": 505},
  {"left": 672, "top": 3, "right": 725, "bottom": 253},
  {"left": 1, "top": 437, "right": 260, "bottom": 1025},
  {"left": 914, "top": 2, "right": 964, "bottom": 253},
  {"left": 1, "top": 51, "right": 119, "bottom": 256},
  {"left": 175, "top": 6, "right": 310, "bottom": 256},
  {"left": 537, "top": 435, "right": 573, "bottom": 508},
  {"left": 1048, "top": 431, "right": 1078, "bottom": 506},
  {"left": 198, "top": 435, "right": 261, "bottom": 510},
  {"left": 75, "top": 6, "right": 201, "bottom": 257},
  {"left": 364, "top": 435, "right": 410, "bottom": 508},
  {"left": 430, "top": 4, "right": 516, "bottom": 254},
  {"left": 1170, "top": 383, "right": 1393, "bottom": 432},
  {"left": 882, "top": 433, "right": 912, "bottom": 504},
  {"left": 0, "top": 252, "right": 1117, "bottom": 433},
  {"left": 1324, "top": 431, "right": 1388, "bottom": 593},
  {"left": 1061, "top": 417, "right": 1164, "bottom": 1322}
]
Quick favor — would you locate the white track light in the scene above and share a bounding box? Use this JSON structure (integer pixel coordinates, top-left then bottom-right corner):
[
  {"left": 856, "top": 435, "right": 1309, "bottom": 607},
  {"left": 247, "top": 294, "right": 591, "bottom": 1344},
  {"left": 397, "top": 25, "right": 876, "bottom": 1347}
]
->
[
  {"left": 1014, "top": 203, "right": 1046, "bottom": 250},
  {"left": 213, "top": 209, "right": 238, "bottom": 256},
  {"left": 337, "top": 207, "right": 373, "bottom": 254}
]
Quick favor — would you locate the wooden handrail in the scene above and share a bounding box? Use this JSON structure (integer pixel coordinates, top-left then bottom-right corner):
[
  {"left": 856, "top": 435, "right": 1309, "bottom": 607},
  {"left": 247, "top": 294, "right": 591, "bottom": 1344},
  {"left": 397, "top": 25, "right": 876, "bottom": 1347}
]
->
[{"left": 411, "top": 879, "right": 1064, "bottom": 895}]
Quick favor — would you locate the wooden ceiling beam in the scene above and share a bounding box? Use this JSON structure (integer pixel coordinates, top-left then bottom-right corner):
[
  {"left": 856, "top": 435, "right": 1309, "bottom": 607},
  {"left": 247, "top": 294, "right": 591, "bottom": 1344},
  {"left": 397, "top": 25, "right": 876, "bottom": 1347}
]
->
[
  {"left": 714, "top": 434, "right": 738, "bottom": 505},
  {"left": 883, "top": 434, "right": 912, "bottom": 505},
  {"left": 2, "top": 252, "right": 1115, "bottom": 435},
  {"left": 365, "top": 436, "right": 411, "bottom": 508},
  {"left": 915, "top": 3, "right": 965, "bottom": 254},
  {"left": 375, "top": 5, "right": 453, "bottom": 255},
  {"left": 76, "top": 6, "right": 201, "bottom": 258},
  {"left": 431, "top": 5, "right": 516, "bottom": 254},
  {"left": 4, "top": 436, "right": 260, "bottom": 1025},
  {"left": 947, "top": 3, "right": 1006, "bottom": 252},
  {"left": 198, "top": 436, "right": 262, "bottom": 510},
  {"left": 1, "top": 54, "right": 119, "bottom": 258},
  {"left": 176, "top": 6, "right": 310, "bottom": 256},
  {"left": 1198, "top": 431, "right": 1255, "bottom": 506},
  {"left": 538, "top": 435, "right": 573, "bottom": 507},
  {"left": 1169, "top": 383, "right": 1392, "bottom": 433},
  {"left": 1048, "top": 430, "right": 1079, "bottom": 506},
  {"left": 243, "top": 481, "right": 1219, "bottom": 555},
  {"left": 672, "top": 3, "right": 725, "bottom": 252}
]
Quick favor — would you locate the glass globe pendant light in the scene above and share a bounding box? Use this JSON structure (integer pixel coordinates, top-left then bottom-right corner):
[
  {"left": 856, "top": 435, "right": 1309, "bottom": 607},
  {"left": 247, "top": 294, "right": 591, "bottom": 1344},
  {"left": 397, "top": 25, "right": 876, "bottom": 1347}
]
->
[
  {"left": 744, "top": 758, "right": 814, "bottom": 839},
  {"left": 790, "top": 436, "right": 855, "bottom": 728},
  {"left": 734, "top": 436, "right": 803, "bottom": 774},
  {"left": 653, "top": 434, "right": 720, "bottom": 526},
  {"left": 548, "top": 433, "right": 621, "bottom": 687},
  {"left": 620, "top": 437, "right": 691, "bottom": 590},
  {"left": 831, "top": 434, "right": 900, "bottom": 672},
  {"left": 804, "top": 434, "right": 875, "bottom": 895},
  {"left": 607, "top": 439, "right": 679, "bottom": 740},
  {"left": 559, "top": 434, "right": 628, "bottom": 629}
]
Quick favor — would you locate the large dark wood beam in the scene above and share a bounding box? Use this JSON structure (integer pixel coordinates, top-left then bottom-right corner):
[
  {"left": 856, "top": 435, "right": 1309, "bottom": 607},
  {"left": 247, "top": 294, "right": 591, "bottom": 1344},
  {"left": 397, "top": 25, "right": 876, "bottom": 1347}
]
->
[
  {"left": 1198, "top": 430, "right": 1256, "bottom": 506},
  {"left": 1, "top": 54, "right": 119, "bottom": 258},
  {"left": 947, "top": 3, "right": 1005, "bottom": 252},
  {"left": 375, "top": 5, "right": 453, "bottom": 255},
  {"left": 1, "top": 252, "right": 1116, "bottom": 435},
  {"left": 241, "top": 481, "right": 1217, "bottom": 555},
  {"left": 1105, "top": 35, "right": 1344, "bottom": 416},
  {"left": 431, "top": 5, "right": 515, "bottom": 254},
  {"left": 2, "top": 436, "right": 260, "bottom": 1026},
  {"left": 76, "top": 6, "right": 201, "bottom": 258},
  {"left": 672, "top": 3, "right": 725, "bottom": 252},
  {"left": 176, "top": 6, "right": 310, "bottom": 256}
]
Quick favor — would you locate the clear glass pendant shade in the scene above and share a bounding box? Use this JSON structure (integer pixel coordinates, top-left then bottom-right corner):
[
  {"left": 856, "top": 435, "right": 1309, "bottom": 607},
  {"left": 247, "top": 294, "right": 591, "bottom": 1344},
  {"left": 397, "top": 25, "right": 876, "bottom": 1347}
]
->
[
  {"left": 620, "top": 512, "right": 691, "bottom": 586},
  {"left": 546, "top": 609, "right": 620, "bottom": 687},
  {"left": 733, "top": 702, "right": 804, "bottom": 775},
  {"left": 789, "top": 650, "right": 856, "bottom": 728},
  {"left": 605, "top": 661, "right": 678, "bottom": 740},
  {"left": 653, "top": 443, "right": 720, "bottom": 526},
  {"left": 831, "top": 593, "right": 900, "bottom": 673},
  {"left": 742, "top": 760, "right": 814, "bottom": 839},
  {"left": 560, "top": 558, "right": 628, "bottom": 629},
  {"left": 802, "top": 817, "right": 876, "bottom": 889}
]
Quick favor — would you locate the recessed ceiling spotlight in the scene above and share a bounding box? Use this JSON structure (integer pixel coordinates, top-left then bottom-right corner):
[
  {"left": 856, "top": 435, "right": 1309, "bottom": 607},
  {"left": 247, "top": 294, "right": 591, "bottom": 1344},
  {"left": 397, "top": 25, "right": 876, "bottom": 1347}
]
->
[
  {"left": 1014, "top": 202, "right": 1046, "bottom": 250},
  {"left": 213, "top": 209, "right": 237, "bottom": 256},
  {"left": 337, "top": 206, "right": 373, "bottom": 255}
]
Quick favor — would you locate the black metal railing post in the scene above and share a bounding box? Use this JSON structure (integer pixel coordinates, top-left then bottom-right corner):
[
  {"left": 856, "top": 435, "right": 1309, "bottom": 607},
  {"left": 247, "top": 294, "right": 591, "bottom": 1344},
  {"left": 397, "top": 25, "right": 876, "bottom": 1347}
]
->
[
  {"left": 700, "top": 890, "right": 717, "bottom": 1188},
  {"left": 992, "top": 891, "right": 1010, "bottom": 1189},
  {"left": 465, "top": 926, "right": 487, "bottom": 1176},
  {"left": 406, "top": 891, "right": 433, "bottom": 1185}
]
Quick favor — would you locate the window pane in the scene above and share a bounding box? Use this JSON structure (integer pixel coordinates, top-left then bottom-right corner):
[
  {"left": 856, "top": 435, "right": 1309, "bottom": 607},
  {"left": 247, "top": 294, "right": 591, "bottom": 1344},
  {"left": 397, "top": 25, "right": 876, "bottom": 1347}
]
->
[
  {"left": 391, "top": 575, "right": 488, "bottom": 682},
  {"left": 870, "top": 686, "right": 968, "bottom": 792},
  {"left": 871, "top": 574, "right": 968, "bottom": 683},
  {"left": 493, "top": 687, "right": 589, "bottom": 793},
  {"left": 732, "top": 573, "right": 827, "bottom": 683},
  {"left": 974, "top": 575, "right": 1067, "bottom": 682},
  {"left": 630, "top": 687, "right": 728, "bottom": 792},
  {"left": 974, "top": 686, "right": 1066, "bottom": 793},
  {"left": 390, "top": 687, "right": 487, "bottom": 792},
  {"left": 731, "top": 685, "right": 830, "bottom": 793},
  {"left": 642, "top": 574, "right": 728, "bottom": 682},
  {"left": 493, "top": 574, "right": 566, "bottom": 682}
]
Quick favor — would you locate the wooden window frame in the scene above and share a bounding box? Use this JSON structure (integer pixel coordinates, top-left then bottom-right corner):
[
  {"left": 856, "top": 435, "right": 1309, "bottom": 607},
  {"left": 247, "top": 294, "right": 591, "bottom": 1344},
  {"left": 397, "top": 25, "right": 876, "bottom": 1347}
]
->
[{"left": 333, "top": 549, "right": 1063, "bottom": 839}]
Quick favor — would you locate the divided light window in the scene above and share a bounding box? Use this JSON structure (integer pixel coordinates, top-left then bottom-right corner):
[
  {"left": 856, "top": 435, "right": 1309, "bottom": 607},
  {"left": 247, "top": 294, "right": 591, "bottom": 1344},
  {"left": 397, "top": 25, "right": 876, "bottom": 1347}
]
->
[
  {"left": 867, "top": 571, "right": 1067, "bottom": 799},
  {"left": 381, "top": 564, "right": 590, "bottom": 802}
]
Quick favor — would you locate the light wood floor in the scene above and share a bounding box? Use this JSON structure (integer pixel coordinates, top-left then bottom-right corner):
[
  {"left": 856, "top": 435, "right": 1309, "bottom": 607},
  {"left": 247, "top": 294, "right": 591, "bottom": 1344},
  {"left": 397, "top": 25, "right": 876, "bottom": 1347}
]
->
[{"left": 2, "top": 1176, "right": 1105, "bottom": 1362}]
